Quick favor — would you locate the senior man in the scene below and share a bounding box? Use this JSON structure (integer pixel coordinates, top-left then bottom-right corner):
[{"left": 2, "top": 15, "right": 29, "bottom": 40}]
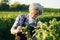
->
[{"left": 10, "top": 3, "right": 43, "bottom": 40}]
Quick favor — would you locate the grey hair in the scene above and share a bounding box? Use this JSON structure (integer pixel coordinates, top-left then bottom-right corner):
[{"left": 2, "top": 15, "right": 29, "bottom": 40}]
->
[{"left": 29, "top": 3, "right": 43, "bottom": 15}]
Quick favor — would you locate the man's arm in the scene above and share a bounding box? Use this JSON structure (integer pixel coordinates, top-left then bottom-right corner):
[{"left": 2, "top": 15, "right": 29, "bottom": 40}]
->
[
  {"left": 10, "top": 14, "right": 26, "bottom": 35},
  {"left": 10, "top": 15, "right": 22, "bottom": 35}
]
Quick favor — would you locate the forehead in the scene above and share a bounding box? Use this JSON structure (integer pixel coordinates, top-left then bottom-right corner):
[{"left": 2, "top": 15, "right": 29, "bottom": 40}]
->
[{"left": 31, "top": 8, "right": 39, "bottom": 11}]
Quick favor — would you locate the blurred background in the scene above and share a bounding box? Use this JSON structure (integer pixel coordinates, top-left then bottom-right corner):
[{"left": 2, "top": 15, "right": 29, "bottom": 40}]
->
[{"left": 0, "top": 0, "right": 60, "bottom": 40}]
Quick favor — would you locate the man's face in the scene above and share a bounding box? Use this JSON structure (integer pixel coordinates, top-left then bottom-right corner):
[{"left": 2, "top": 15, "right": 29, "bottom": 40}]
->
[{"left": 29, "top": 8, "right": 39, "bottom": 19}]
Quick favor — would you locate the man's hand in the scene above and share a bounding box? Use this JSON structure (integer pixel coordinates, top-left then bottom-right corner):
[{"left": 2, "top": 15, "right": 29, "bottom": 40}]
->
[
  {"left": 10, "top": 26, "right": 22, "bottom": 34},
  {"left": 16, "top": 26, "right": 22, "bottom": 33}
]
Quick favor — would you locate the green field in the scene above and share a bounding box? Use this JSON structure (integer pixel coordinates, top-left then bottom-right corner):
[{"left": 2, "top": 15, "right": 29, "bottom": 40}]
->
[
  {"left": 0, "top": 11, "right": 60, "bottom": 18},
  {"left": 0, "top": 11, "right": 28, "bottom": 18},
  {"left": 0, "top": 11, "right": 60, "bottom": 40}
]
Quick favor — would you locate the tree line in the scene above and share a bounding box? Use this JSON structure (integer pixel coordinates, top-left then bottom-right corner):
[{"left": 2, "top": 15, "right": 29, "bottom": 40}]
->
[
  {"left": 0, "top": 0, "right": 60, "bottom": 13},
  {"left": 0, "top": 3, "right": 29, "bottom": 11}
]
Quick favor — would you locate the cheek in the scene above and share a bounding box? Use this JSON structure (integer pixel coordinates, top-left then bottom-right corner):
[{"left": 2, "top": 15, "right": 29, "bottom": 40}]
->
[
  {"left": 31, "top": 10, "right": 35, "bottom": 13},
  {"left": 31, "top": 12, "right": 38, "bottom": 17},
  {"left": 30, "top": 9, "right": 35, "bottom": 13}
]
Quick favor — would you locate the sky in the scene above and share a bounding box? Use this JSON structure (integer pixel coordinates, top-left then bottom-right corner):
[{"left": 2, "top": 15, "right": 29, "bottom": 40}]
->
[{"left": 8, "top": 0, "right": 60, "bottom": 8}]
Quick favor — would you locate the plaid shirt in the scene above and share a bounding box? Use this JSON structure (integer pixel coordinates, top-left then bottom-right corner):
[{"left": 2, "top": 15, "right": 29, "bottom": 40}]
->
[{"left": 11, "top": 14, "right": 39, "bottom": 29}]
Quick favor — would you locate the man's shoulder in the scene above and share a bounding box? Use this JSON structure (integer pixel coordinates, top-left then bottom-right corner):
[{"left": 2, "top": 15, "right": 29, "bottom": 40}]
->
[
  {"left": 18, "top": 14, "right": 27, "bottom": 17},
  {"left": 17, "top": 14, "right": 27, "bottom": 19}
]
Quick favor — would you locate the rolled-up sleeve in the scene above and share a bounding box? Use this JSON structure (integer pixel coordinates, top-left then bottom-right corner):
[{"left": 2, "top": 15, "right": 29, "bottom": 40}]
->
[{"left": 11, "top": 14, "right": 25, "bottom": 29}]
